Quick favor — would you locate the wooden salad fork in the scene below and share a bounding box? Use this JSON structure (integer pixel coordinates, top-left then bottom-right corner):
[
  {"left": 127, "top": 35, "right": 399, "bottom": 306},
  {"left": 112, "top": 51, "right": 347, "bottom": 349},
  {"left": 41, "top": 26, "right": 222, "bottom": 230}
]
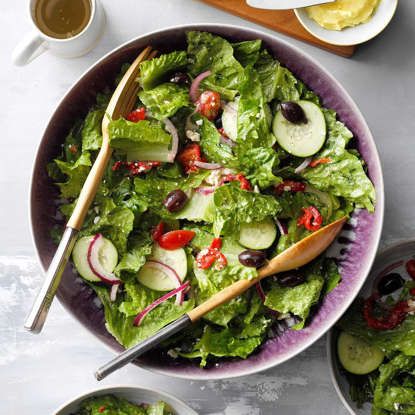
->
[
  {"left": 95, "top": 216, "right": 346, "bottom": 380},
  {"left": 25, "top": 46, "right": 156, "bottom": 334}
]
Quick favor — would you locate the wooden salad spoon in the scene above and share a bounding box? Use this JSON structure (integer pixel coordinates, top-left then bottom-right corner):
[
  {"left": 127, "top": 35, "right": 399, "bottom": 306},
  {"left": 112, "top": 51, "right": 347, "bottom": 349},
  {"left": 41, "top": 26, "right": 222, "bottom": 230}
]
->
[
  {"left": 95, "top": 216, "right": 347, "bottom": 380},
  {"left": 25, "top": 46, "right": 156, "bottom": 334}
]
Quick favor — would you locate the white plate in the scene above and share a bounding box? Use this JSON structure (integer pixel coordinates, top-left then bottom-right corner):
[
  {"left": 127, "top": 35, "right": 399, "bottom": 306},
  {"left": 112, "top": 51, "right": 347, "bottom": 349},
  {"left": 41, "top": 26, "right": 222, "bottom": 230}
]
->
[
  {"left": 295, "top": 0, "right": 399, "bottom": 46},
  {"left": 53, "top": 385, "right": 198, "bottom": 415}
]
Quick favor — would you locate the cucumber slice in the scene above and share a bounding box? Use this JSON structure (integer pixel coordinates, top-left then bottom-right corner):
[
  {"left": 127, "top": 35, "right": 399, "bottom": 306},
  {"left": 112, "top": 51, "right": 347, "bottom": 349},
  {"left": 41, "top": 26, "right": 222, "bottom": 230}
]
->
[
  {"left": 137, "top": 244, "right": 187, "bottom": 291},
  {"left": 72, "top": 235, "right": 118, "bottom": 282},
  {"left": 272, "top": 100, "right": 326, "bottom": 157},
  {"left": 127, "top": 143, "right": 172, "bottom": 162},
  {"left": 239, "top": 218, "right": 277, "bottom": 250},
  {"left": 221, "top": 100, "right": 238, "bottom": 141},
  {"left": 337, "top": 332, "right": 384, "bottom": 375},
  {"left": 172, "top": 192, "right": 215, "bottom": 223}
]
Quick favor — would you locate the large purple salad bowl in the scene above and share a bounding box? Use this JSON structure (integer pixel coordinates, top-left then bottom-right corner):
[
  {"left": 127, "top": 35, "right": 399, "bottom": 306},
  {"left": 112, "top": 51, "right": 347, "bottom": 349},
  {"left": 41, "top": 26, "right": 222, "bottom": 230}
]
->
[{"left": 30, "top": 24, "right": 384, "bottom": 379}]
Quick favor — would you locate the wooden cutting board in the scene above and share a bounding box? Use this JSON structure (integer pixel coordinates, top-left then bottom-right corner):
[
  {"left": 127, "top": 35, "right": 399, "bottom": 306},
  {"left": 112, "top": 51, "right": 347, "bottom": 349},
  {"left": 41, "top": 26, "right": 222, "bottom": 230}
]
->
[{"left": 199, "top": 0, "right": 356, "bottom": 57}]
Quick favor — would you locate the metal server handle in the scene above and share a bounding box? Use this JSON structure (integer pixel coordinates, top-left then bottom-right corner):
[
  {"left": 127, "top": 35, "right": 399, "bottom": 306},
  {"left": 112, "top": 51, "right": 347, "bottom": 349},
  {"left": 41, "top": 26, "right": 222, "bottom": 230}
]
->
[{"left": 24, "top": 227, "right": 78, "bottom": 333}]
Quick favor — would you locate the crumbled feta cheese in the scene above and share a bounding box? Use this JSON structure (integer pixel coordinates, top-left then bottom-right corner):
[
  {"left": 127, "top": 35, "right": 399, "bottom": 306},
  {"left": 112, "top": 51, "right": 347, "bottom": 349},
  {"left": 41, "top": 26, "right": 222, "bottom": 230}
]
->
[
  {"left": 94, "top": 206, "right": 99, "bottom": 214},
  {"left": 167, "top": 349, "right": 179, "bottom": 358},
  {"left": 186, "top": 130, "right": 200, "bottom": 142},
  {"left": 195, "top": 119, "right": 203, "bottom": 126},
  {"left": 93, "top": 216, "right": 100, "bottom": 224},
  {"left": 222, "top": 168, "right": 236, "bottom": 175},
  {"left": 205, "top": 169, "right": 222, "bottom": 186},
  {"left": 254, "top": 185, "right": 260, "bottom": 193}
]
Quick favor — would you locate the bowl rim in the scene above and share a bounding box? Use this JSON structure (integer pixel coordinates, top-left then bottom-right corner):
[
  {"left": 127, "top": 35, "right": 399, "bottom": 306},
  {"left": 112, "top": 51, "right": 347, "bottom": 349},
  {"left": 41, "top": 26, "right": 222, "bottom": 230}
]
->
[
  {"left": 294, "top": 0, "right": 399, "bottom": 47},
  {"left": 51, "top": 384, "right": 198, "bottom": 415},
  {"left": 29, "top": 22, "right": 385, "bottom": 380},
  {"left": 326, "top": 238, "right": 415, "bottom": 415}
]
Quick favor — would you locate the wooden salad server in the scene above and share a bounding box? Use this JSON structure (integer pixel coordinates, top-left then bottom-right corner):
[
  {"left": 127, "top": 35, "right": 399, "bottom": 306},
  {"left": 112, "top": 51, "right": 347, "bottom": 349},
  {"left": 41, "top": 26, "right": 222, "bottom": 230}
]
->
[
  {"left": 95, "top": 216, "right": 347, "bottom": 380},
  {"left": 24, "top": 46, "right": 155, "bottom": 334}
]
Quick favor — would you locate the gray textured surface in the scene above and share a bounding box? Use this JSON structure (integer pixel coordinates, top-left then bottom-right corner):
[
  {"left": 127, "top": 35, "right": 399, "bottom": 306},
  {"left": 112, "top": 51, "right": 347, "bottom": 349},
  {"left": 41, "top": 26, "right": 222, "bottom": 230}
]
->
[{"left": 0, "top": 0, "right": 414, "bottom": 414}]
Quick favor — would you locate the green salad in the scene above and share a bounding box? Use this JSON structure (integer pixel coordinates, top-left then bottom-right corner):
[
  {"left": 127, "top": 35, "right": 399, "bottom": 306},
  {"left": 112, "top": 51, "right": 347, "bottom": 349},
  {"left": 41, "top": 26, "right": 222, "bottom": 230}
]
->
[
  {"left": 49, "top": 31, "right": 375, "bottom": 367},
  {"left": 337, "top": 259, "right": 415, "bottom": 414},
  {"left": 74, "top": 394, "right": 172, "bottom": 415}
]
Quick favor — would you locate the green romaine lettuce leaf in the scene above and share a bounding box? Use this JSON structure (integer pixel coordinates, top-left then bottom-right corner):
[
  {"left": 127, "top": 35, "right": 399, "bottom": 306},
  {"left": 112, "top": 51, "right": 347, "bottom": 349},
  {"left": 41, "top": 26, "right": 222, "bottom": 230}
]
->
[
  {"left": 187, "top": 31, "right": 244, "bottom": 100},
  {"left": 254, "top": 50, "right": 300, "bottom": 103},
  {"left": 232, "top": 39, "right": 262, "bottom": 66},
  {"left": 54, "top": 152, "right": 91, "bottom": 198},
  {"left": 213, "top": 183, "right": 280, "bottom": 236},
  {"left": 139, "top": 51, "right": 187, "bottom": 91},
  {"left": 238, "top": 147, "right": 281, "bottom": 189},
  {"left": 236, "top": 66, "right": 275, "bottom": 150},
  {"left": 138, "top": 83, "right": 190, "bottom": 120},
  {"left": 265, "top": 274, "right": 324, "bottom": 329},
  {"left": 81, "top": 109, "right": 104, "bottom": 151},
  {"left": 199, "top": 116, "right": 236, "bottom": 165},
  {"left": 108, "top": 118, "right": 171, "bottom": 151},
  {"left": 93, "top": 282, "right": 194, "bottom": 349}
]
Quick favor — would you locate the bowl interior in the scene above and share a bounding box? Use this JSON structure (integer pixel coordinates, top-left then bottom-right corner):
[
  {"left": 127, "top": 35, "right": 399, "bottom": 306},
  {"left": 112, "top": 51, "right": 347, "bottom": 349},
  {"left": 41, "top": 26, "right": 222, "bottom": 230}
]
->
[
  {"left": 295, "top": 0, "right": 398, "bottom": 46},
  {"left": 54, "top": 386, "right": 197, "bottom": 415},
  {"left": 30, "top": 24, "right": 384, "bottom": 379},
  {"left": 327, "top": 240, "right": 415, "bottom": 415}
]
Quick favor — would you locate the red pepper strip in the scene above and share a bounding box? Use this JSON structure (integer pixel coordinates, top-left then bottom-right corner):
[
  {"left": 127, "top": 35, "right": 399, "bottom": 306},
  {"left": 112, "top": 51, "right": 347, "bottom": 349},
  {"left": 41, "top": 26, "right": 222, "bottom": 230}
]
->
[
  {"left": 363, "top": 295, "right": 409, "bottom": 330},
  {"left": 151, "top": 222, "right": 165, "bottom": 242},
  {"left": 309, "top": 157, "right": 332, "bottom": 168},
  {"left": 275, "top": 180, "right": 306, "bottom": 195},
  {"left": 297, "top": 206, "right": 323, "bottom": 232},
  {"left": 196, "top": 238, "right": 228, "bottom": 270},
  {"left": 112, "top": 161, "right": 160, "bottom": 176},
  {"left": 98, "top": 406, "right": 106, "bottom": 413},
  {"left": 220, "top": 173, "right": 252, "bottom": 191},
  {"left": 126, "top": 107, "right": 146, "bottom": 122}
]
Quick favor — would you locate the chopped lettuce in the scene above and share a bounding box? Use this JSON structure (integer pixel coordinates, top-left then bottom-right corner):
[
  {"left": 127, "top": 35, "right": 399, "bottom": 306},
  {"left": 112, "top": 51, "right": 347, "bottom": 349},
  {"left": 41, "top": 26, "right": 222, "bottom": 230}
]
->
[
  {"left": 236, "top": 66, "right": 275, "bottom": 150},
  {"left": 139, "top": 51, "right": 187, "bottom": 91},
  {"left": 138, "top": 83, "right": 190, "bottom": 120},
  {"left": 255, "top": 50, "right": 300, "bottom": 103},
  {"left": 212, "top": 183, "right": 280, "bottom": 236},
  {"left": 108, "top": 118, "right": 171, "bottom": 151},
  {"left": 187, "top": 31, "right": 244, "bottom": 100},
  {"left": 81, "top": 109, "right": 104, "bottom": 151},
  {"left": 265, "top": 274, "right": 324, "bottom": 329},
  {"left": 232, "top": 39, "right": 262, "bottom": 66}
]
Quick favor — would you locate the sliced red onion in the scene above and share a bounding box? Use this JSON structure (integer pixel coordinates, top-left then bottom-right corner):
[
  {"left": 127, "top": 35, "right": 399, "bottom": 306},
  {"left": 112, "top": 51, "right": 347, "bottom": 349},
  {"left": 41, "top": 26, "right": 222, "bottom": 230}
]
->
[
  {"left": 275, "top": 218, "right": 288, "bottom": 236},
  {"left": 133, "top": 281, "right": 190, "bottom": 326},
  {"left": 195, "top": 186, "right": 216, "bottom": 195},
  {"left": 220, "top": 134, "right": 236, "bottom": 147},
  {"left": 163, "top": 118, "right": 179, "bottom": 163},
  {"left": 372, "top": 260, "right": 404, "bottom": 295},
  {"left": 185, "top": 111, "right": 197, "bottom": 132},
  {"left": 110, "top": 284, "right": 119, "bottom": 302},
  {"left": 294, "top": 157, "right": 311, "bottom": 174},
  {"left": 190, "top": 70, "right": 212, "bottom": 103},
  {"left": 87, "top": 234, "right": 121, "bottom": 285},
  {"left": 193, "top": 160, "right": 222, "bottom": 170},
  {"left": 255, "top": 282, "right": 266, "bottom": 303}
]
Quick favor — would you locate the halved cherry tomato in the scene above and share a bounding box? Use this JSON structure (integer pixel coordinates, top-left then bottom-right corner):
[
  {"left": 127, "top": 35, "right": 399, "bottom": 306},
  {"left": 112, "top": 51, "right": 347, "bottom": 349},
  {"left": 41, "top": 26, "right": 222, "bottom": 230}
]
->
[
  {"left": 297, "top": 206, "right": 323, "bottom": 232},
  {"left": 196, "top": 90, "right": 221, "bottom": 120},
  {"left": 126, "top": 107, "right": 146, "bottom": 122},
  {"left": 157, "top": 230, "right": 195, "bottom": 250},
  {"left": 406, "top": 259, "right": 415, "bottom": 279},
  {"left": 151, "top": 222, "right": 165, "bottom": 242},
  {"left": 177, "top": 144, "right": 203, "bottom": 173},
  {"left": 220, "top": 174, "right": 252, "bottom": 191},
  {"left": 410, "top": 287, "right": 415, "bottom": 296},
  {"left": 309, "top": 157, "right": 332, "bottom": 168},
  {"left": 275, "top": 180, "right": 306, "bottom": 195},
  {"left": 98, "top": 406, "right": 106, "bottom": 413}
]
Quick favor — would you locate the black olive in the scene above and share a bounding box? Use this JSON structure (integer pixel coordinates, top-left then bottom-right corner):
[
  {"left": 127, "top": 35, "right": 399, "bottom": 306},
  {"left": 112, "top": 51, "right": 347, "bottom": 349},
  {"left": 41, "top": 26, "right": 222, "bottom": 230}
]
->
[
  {"left": 214, "top": 117, "right": 223, "bottom": 129},
  {"left": 280, "top": 102, "right": 307, "bottom": 124},
  {"left": 276, "top": 272, "right": 305, "bottom": 287},
  {"left": 238, "top": 250, "right": 267, "bottom": 268},
  {"left": 163, "top": 189, "right": 188, "bottom": 213},
  {"left": 169, "top": 72, "right": 190, "bottom": 85},
  {"left": 377, "top": 273, "right": 405, "bottom": 296}
]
